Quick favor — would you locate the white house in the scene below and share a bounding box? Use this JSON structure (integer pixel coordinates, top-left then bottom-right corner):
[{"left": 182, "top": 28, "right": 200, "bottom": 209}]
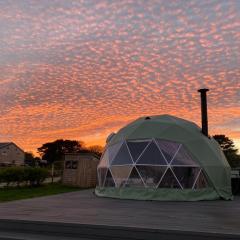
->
[{"left": 0, "top": 142, "right": 25, "bottom": 166}]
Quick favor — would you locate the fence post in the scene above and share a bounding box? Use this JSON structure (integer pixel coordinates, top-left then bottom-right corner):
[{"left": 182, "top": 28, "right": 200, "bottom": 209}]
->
[{"left": 51, "top": 163, "right": 54, "bottom": 183}]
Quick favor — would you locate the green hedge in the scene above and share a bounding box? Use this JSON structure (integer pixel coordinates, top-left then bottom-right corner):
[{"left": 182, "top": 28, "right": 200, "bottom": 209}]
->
[{"left": 0, "top": 167, "right": 49, "bottom": 187}]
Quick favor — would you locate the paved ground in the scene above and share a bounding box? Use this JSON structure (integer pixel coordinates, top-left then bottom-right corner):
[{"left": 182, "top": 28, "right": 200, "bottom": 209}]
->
[
  {"left": 0, "top": 231, "right": 88, "bottom": 240},
  {"left": 0, "top": 189, "right": 239, "bottom": 236}
]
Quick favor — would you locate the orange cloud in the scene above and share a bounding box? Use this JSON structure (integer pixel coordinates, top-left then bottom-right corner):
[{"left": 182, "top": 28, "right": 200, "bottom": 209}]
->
[{"left": 0, "top": 1, "right": 239, "bottom": 154}]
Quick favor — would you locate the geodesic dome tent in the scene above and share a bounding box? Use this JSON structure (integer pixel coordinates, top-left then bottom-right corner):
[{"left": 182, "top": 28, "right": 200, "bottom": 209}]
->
[{"left": 95, "top": 115, "right": 232, "bottom": 201}]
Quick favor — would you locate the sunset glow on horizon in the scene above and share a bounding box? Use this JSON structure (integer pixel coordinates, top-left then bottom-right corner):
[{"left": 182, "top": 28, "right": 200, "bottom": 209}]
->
[{"left": 0, "top": 0, "right": 239, "bottom": 155}]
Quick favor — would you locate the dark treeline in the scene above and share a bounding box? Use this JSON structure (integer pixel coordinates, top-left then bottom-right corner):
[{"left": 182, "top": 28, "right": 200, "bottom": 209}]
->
[
  {"left": 213, "top": 135, "right": 240, "bottom": 168},
  {"left": 25, "top": 139, "right": 103, "bottom": 166}
]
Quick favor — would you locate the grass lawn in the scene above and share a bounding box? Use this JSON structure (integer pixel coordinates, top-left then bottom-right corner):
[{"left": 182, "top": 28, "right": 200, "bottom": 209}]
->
[{"left": 0, "top": 183, "right": 82, "bottom": 202}]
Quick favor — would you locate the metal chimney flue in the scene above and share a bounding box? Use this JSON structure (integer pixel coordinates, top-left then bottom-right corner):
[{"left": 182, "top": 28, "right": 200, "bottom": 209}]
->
[{"left": 198, "top": 88, "right": 209, "bottom": 137}]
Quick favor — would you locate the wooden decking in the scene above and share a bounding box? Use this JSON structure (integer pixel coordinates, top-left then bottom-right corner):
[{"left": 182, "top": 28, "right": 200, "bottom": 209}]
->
[{"left": 0, "top": 189, "right": 239, "bottom": 239}]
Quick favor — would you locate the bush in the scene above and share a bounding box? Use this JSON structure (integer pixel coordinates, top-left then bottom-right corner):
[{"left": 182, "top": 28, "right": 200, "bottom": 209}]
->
[
  {"left": 0, "top": 167, "right": 49, "bottom": 187},
  {"left": 24, "top": 167, "right": 49, "bottom": 186},
  {"left": 0, "top": 167, "right": 25, "bottom": 186},
  {"left": 0, "top": 170, "right": 4, "bottom": 184}
]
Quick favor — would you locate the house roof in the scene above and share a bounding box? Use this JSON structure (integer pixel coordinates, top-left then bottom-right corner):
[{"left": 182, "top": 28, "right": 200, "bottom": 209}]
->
[
  {"left": 0, "top": 142, "right": 24, "bottom": 153},
  {"left": 0, "top": 142, "right": 12, "bottom": 149},
  {"left": 64, "top": 152, "right": 100, "bottom": 159}
]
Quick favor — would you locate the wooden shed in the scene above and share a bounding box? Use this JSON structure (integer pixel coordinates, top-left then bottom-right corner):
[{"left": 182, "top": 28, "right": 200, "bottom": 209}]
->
[{"left": 62, "top": 153, "right": 99, "bottom": 188}]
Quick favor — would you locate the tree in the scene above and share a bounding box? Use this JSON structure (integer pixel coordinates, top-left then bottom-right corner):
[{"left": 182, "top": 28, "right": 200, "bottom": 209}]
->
[
  {"left": 37, "top": 139, "right": 85, "bottom": 164},
  {"left": 25, "top": 152, "right": 40, "bottom": 167},
  {"left": 213, "top": 135, "right": 240, "bottom": 167},
  {"left": 87, "top": 145, "right": 104, "bottom": 158}
]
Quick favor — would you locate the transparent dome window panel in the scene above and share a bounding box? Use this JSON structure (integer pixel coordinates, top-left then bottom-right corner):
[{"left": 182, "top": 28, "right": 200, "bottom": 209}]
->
[
  {"left": 108, "top": 142, "right": 123, "bottom": 165},
  {"left": 172, "top": 167, "right": 200, "bottom": 189},
  {"left": 158, "top": 168, "right": 181, "bottom": 189},
  {"left": 137, "top": 141, "right": 167, "bottom": 165},
  {"left": 98, "top": 149, "right": 109, "bottom": 168},
  {"left": 137, "top": 166, "right": 167, "bottom": 187},
  {"left": 124, "top": 167, "right": 145, "bottom": 188},
  {"left": 171, "top": 146, "right": 198, "bottom": 166},
  {"left": 193, "top": 170, "right": 210, "bottom": 189},
  {"left": 127, "top": 140, "right": 150, "bottom": 162},
  {"left": 156, "top": 139, "right": 180, "bottom": 163},
  {"left": 110, "top": 165, "right": 133, "bottom": 188},
  {"left": 104, "top": 170, "right": 115, "bottom": 187},
  {"left": 97, "top": 167, "right": 108, "bottom": 187},
  {"left": 111, "top": 142, "right": 133, "bottom": 166}
]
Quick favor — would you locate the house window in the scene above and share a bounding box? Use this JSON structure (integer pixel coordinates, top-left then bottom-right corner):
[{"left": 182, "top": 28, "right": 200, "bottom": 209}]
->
[
  {"left": 65, "top": 160, "right": 78, "bottom": 169},
  {"left": 65, "top": 161, "right": 72, "bottom": 169},
  {"left": 72, "top": 161, "right": 78, "bottom": 169}
]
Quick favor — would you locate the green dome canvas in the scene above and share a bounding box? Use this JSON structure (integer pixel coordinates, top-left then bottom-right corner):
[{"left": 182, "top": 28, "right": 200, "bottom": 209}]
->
[{"left": 95, "top": 115, "right": 232, "bottom": 201}]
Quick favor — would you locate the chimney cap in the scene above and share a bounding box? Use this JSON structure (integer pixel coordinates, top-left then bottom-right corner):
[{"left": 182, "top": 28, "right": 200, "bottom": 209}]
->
[{"left": 198, "top": 88, "right": 209, "bottom": 93}]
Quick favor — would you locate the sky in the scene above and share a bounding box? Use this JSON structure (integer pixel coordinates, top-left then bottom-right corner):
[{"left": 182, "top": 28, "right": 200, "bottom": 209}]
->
[{"left": 0, "top": 0, "right": 239, "bottom": 154}]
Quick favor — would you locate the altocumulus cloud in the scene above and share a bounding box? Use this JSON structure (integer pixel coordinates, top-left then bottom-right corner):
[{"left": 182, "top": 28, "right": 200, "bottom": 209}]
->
[{"left": 0, "top": 0, "right": 239, "bottom": 152}]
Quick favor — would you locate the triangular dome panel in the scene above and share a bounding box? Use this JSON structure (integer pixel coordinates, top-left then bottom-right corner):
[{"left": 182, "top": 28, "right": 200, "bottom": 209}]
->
[
  {"left": 104, "top": 170, "right": 115, "bottom": 187},
  {"left": 98, "top": 149, "right": 109, "bottom": 168},
  {"left": 108, "top": 142, "right": 123, "bottom": 165},
  {"left": 124, "top": 167, "right": 145, "bottom": 187},
  {"left": 137, "top": 165, "right": 167, "bottom": 187},
  {"left": 127, "top": 140, "right": 150, "bottom": 162},
  {"left": 172, "top": 167, "right": 200, "bottom": 189},
  {"left": 111, "top": 142, "right": 133, "bottom": 165},
  {"left": 156, "top": 139, "right": 180, "bottom": 163},
  {"left": 158, "top": 168, "right": 181, "bottom": 188},
  {"left": 193, "top": 170, "right": 210, "bottom": 189},
  {"left": 97, "top": 167, "right": 108, "bottom": 187},
  {"left": 111, "top": 165, "right": 133, "bottom": 187},
  {"left": 171, "top": 146, "right": 198, "bottom": 166},
  {"left": 137, "top": 141, "right": 167, "bottom": 165}
]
